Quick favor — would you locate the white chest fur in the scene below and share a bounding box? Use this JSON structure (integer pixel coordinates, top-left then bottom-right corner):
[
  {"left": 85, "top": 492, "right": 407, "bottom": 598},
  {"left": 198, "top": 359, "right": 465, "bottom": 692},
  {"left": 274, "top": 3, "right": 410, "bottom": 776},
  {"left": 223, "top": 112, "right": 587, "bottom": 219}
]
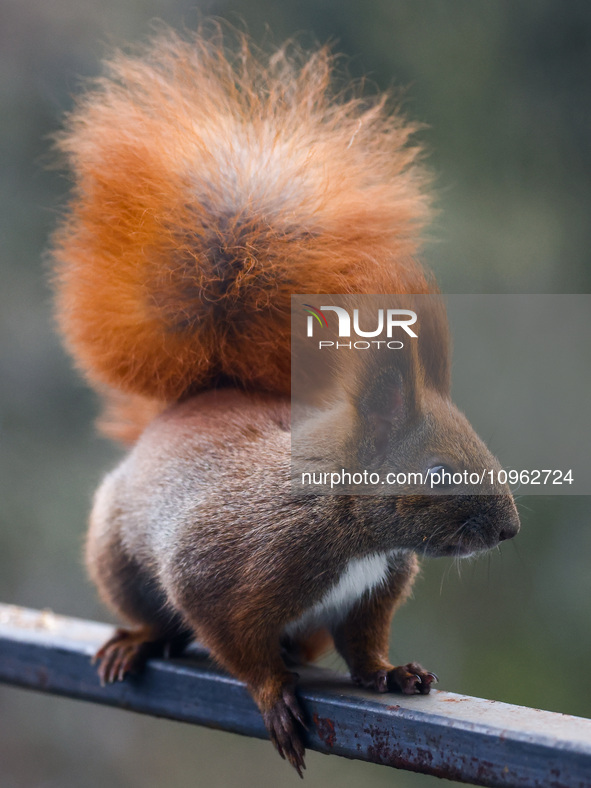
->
[{"left": 284, "top": 552, "right": 392, "bottom": 637}]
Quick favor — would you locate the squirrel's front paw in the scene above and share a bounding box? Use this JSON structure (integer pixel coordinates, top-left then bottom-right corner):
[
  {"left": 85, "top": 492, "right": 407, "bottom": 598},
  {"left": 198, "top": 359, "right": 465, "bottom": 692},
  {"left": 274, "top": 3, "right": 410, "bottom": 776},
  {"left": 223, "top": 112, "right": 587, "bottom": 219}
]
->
[
  {"left": 262, "top": 683, "right": 307, "bottom": 778},
  {"left": 387, "top": 662, "right": 438, "bottom": 695},
  {"left": 352, "top": 662, "right": 438, "bottom": 695}
]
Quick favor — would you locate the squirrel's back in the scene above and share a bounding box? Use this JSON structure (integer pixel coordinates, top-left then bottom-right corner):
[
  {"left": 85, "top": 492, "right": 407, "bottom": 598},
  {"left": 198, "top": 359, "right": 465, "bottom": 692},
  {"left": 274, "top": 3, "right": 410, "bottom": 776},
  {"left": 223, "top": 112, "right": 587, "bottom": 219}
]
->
[{"left": 52, "top": 26, "right": 432, "bottom": 432}]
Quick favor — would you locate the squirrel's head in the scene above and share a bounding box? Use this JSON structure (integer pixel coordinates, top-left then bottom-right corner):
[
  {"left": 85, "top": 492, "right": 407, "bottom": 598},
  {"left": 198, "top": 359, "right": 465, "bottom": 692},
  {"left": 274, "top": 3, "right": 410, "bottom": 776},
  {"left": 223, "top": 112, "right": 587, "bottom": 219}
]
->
[
  {"left": 353, "top": 374, "right": 521, "bottom": 557},
  {"left": 294, "top": 296, "right": 520, "bottom": 557}
]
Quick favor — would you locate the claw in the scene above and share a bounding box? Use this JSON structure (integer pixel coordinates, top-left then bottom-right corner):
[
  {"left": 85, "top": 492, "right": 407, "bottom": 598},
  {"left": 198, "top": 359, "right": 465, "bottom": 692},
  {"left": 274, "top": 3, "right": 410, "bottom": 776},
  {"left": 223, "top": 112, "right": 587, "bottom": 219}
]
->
[
  {"left": 359, "top": 662, "right": 440, "bottom": 695},
  {"left": 262, "top": 684, "right": 307, "bottom": 776},
  {"left": 274, "top": 738, "right": 285, "bottom": 761},
  {"left": 92, "top": 627, "right": 165, "bottom": 685},
  {"left": 283, "top": 688, "right": 309, "bottom": 731}
]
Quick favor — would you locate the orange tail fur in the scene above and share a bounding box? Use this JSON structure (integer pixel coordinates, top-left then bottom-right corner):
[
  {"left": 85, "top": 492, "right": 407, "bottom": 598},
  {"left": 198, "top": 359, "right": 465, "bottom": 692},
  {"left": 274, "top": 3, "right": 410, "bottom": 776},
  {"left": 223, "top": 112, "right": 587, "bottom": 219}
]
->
[{"left": 52, "top": 26, "right": 432, "bottom": 439}]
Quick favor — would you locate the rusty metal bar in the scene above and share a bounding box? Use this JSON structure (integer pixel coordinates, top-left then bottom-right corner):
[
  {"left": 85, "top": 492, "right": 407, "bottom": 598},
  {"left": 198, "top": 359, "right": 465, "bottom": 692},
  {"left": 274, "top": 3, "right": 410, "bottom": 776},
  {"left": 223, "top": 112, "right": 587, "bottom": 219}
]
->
[{"left": 0, "top": 603, "right": 590, "bottom": 786}]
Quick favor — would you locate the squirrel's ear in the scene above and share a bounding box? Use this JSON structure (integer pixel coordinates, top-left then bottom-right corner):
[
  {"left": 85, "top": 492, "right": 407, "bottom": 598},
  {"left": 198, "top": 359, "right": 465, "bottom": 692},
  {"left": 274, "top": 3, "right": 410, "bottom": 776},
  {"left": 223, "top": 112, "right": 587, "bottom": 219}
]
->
[{"left": 356, "top": 368, "right": 410, "bottom": 463}]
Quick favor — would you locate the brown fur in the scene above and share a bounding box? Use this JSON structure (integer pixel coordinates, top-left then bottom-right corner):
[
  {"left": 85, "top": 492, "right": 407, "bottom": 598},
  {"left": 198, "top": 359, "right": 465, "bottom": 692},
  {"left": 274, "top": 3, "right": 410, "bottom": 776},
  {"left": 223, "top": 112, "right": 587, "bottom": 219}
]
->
[
  {"left": 87, "top": 385, "right": 519, "bottom": 774},
  {"left": 96, "top": 388, "right": 166, "bottom": 444}
]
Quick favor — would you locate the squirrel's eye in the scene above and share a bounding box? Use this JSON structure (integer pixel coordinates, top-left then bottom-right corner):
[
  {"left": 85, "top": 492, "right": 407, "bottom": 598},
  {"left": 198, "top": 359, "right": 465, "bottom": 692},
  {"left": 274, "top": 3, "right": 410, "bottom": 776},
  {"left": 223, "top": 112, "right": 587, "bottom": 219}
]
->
[{"left": 426, "top": 464, "right": 456, "bottom": 489}]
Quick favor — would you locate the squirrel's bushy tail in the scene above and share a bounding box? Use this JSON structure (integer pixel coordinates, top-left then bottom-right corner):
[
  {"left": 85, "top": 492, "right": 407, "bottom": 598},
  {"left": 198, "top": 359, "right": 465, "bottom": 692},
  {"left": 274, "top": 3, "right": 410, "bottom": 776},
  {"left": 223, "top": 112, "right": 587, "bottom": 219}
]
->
[{"left": 52, "top": 25, "right": 432, "bottom": 431}]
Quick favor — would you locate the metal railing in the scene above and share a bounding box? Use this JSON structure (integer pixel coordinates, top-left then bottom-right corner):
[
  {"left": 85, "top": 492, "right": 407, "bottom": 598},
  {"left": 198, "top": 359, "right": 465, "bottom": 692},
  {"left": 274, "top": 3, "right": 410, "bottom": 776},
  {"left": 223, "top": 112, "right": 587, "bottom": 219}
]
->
[{"left": 1, "top": 603, "right": 590, "bottom": 787}]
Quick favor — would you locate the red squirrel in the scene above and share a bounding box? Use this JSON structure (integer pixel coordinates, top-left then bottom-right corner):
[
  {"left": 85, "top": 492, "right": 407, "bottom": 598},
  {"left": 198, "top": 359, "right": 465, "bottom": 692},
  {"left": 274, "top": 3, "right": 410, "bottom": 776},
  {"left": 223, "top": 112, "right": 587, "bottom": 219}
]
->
[{"left": 51, "top": 27, "right": 520, "bottom": 776}]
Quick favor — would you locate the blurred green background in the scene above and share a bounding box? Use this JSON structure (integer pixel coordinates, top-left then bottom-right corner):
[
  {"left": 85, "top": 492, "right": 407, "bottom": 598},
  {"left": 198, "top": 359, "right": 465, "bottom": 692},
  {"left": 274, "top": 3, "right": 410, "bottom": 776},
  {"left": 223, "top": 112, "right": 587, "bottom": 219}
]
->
[{"left": 1, "top": 1, "right": 590, "bottom": 786}]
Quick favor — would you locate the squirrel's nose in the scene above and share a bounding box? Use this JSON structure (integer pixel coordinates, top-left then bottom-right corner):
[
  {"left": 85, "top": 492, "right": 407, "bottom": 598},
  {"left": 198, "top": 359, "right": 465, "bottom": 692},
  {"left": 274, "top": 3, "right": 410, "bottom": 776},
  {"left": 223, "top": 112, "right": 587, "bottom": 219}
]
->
[{"left": 498, "top": 517, "right": 520, "bottom": 543}]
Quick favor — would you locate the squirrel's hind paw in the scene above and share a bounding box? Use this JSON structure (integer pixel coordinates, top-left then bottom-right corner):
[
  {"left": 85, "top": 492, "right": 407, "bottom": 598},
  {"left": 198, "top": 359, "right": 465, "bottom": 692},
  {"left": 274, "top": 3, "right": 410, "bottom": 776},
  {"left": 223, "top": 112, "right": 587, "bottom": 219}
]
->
[
  {"left": 262, "top": 685, "right": 307, "bottom": 778},
  {"left": 93, "top": 626, "right": 163, "bottom": 685}
]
